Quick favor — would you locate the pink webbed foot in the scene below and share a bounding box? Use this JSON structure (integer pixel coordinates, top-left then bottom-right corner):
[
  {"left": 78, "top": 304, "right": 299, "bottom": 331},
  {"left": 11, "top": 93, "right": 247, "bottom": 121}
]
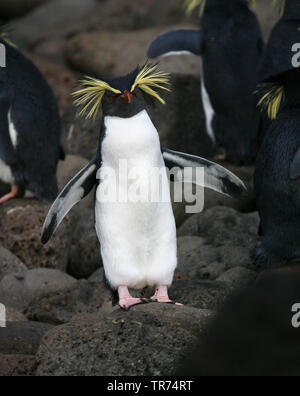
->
[
  {"left": 0, "top": 185, "right": 19, "bottom": 204},
  {"left": 151, "top": 285, "right": 183, "bottom": 307},
  {"left": 118, "top": 286, "right": 148, "bottom": 311}
]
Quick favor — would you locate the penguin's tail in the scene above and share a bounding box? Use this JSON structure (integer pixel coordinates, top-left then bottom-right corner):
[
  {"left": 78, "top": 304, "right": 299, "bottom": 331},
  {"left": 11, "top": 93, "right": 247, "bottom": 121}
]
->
[{"left": 147, "top": 29, "right": 203, "bottom": 59}]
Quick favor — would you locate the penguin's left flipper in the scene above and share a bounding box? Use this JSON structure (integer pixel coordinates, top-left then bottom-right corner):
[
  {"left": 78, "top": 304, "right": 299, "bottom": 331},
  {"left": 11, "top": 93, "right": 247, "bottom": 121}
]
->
[
  {"left": 41, "top": 155, "right": 99, "bottom": 244},
  {"left": 147, "top": 29, "right": 203, "bottom": 58},
  {"left": 162, "top": 148, "right": 247, "bottom": 200},
  {"left": 290, "top": 147, "right": 300, "bottom": 180}
]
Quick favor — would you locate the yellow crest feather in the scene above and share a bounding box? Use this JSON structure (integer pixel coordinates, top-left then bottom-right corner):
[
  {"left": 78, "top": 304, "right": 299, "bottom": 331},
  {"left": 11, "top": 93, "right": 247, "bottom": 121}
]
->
[
  {"left": 72, "top": 77, "right": 121, "bottom": 119},
  {"left": 272, "top": 0, "right": 286, "bottom": 16},
  {"left": 130, "top": 64, "right": 171, "bottom": 104},
  {"left": 257, "top": 83, "right": 284, "bottom": 120},
  {"left": 0, "top": 30, "right": 16, "bottom": 48}
]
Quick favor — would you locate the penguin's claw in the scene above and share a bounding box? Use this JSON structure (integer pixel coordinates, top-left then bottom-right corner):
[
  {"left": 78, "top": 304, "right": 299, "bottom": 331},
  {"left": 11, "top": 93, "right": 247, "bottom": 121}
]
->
[
  {"left": 119, "top": 297, "right": 148, "bottom": 311},
  {"left": 150, "top": 297, "right": 183, "bottom": 306}
]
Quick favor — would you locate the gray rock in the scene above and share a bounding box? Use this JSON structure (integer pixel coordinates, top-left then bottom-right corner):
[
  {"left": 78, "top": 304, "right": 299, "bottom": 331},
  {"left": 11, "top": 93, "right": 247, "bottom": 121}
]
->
[
  {"left": 25, "top": 279, "right": 111, "bottom": 325},
  {"left": 217, "top": 267, "right": 257, "bottom": 287},
  {"left": 68, "top": 209, "right": 102, "bottom": 279},
  {"left": 36, "top": 304, "right": 211, "bottom": 376},
  {"left": 88, "top": 268, "right": 104, "bottom": 284},
  {"left": 0, "top": 199, "right": 74, "bottom": 272},
  {"left": 169, "top": 280, "right": 233, "bottom": 310},
  {"left": 177, "top": 206, "right": 260, "bottom": 275},
  {"left": 0, "top": 269, "right": 77, "bottom": 311},
  {"left": 0, "top": 321, "right": 53, "bottom": 355},
  {"left": 0, "top": 245, "right": 28, "bottom": 281},
  {"left": 9, "top": 0, "right": 99, "bottom": 48},
  {"left": 6, "top": 307, "right": 28, "bottom": 322},
  {"left": 66, "top": 26, "right": 201, "bottom": 78},
  {"left": 0, "top": 354, "right": 36, "bottom": 376}
]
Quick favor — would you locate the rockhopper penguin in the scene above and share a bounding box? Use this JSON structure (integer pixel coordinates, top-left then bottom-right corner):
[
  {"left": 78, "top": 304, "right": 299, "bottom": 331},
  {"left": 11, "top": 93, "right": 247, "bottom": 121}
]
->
[
  {"left": 41, "top": 64, "right": 247, "bottom": 310},
  {"left": 254, "top": 0, "right": 300, "bottom": 269},
  {"left": 147, "top": 0, "right": 264, "bottom": 165},
  {"left": 0, "top": 36, "right": 64, "bottom": 204}
]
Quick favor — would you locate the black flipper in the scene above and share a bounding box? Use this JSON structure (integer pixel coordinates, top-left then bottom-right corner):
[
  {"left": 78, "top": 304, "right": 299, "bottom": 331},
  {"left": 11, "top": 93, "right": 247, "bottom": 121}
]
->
[
  {"left": 147, "top": 29, "right": 203, "bottom": 58},
  {"left": 290, "top": 146, "right": 300, "bottom": 180},
  {"left": 41, "top": 155, "right": 99, "bottom": 244},
  {"left": 162, "top": 148, "right": 247, "bottom": 200}
]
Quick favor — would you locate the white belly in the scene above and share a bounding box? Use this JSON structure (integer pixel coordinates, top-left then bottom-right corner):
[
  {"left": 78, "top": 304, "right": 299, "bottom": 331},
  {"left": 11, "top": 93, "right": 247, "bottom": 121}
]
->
[
  {"left": 201, "top": 75, "right": 216, "bottom": 143},
  {"left": 95, "top": 110, "right": 177, "bottom": 289},
  {"left": 0, "top": 158, "right": 14, "bottom": 184}
]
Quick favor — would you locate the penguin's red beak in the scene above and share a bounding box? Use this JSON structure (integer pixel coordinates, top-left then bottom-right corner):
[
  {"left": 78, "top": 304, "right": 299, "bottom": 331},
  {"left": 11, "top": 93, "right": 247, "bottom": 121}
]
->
[{"left": 120, "top": 90, "right": 133, "bottom": 104}]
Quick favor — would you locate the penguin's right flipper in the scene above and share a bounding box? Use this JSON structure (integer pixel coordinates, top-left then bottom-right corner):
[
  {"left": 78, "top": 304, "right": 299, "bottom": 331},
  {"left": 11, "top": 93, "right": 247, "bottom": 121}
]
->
[
  {"left": 41, "top": 155, "right": 99, "bottom": 244},
  {"left": 147, "top": 29, "right": 203, "bottom": 58},
  {"left": 0, "top": 89, "right": 16, "bottom": 166}
]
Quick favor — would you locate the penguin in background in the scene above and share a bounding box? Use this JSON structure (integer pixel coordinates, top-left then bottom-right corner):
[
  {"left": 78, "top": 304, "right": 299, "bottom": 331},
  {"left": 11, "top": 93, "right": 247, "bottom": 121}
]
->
[
  {"left": 254, "top": 0, "right": 300, "bottom": 269},
  {"left": 147, "top": 0, "right": 264, "bottom": 165},
  {"left": 0, "top": 35, "right": 64, "bottom": 204},
  {"left": 41, "top": 64, "right": 247, "bottom": 310}
]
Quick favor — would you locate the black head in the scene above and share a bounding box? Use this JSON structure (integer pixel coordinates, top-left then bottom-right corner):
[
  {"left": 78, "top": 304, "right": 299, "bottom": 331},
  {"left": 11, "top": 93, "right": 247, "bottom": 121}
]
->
[
  {"left": 73, "top": 64, "right": 170, "bottom": 120},
  {"left": 101, "top": 68, "right": 145, "bottom": 118}
]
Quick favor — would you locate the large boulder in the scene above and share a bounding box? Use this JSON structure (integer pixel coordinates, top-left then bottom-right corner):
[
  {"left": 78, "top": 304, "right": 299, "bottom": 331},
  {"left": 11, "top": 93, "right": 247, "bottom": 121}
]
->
[
  {"left": 66, "top": 26, "right": 200, "bottom": 78},
  {"left": 0, "top": 355, "right": 36, "bottom": 376},
  {"left": 177, "top": 206, "right": 260, "bottom": 279},
  {"left": 0, "top": 199, "right": 74, "bottom": 272},
  {"left": 25, "top": 279, "right": 111, "bottom": 325},
  {"left": 0, "top": 269, "right": 77, "bottom": 311},
  {"left": 36, "top": 304, "right": 212, "bottom": 376},
  {"left": 0, "top": 245, "right": 27, "bottom": 281},
  {"left": 0, "top": 321, "right": 53, "bottom": 355}
]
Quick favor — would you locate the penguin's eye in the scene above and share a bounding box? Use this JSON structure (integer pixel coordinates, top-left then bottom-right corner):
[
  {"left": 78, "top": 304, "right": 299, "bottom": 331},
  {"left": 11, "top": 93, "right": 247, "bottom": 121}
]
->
[
  {"left": 109, "top": 96, "right": 115, "bottom": 102},
  {"left": 135, "top": 91, "right": 139, "bottom": 97}
]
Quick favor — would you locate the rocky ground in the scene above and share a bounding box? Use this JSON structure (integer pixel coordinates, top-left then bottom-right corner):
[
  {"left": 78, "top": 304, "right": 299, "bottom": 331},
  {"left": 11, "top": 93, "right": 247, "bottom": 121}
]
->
[{"left": 0, "top": 0, "right": 281, "bottom": 376}]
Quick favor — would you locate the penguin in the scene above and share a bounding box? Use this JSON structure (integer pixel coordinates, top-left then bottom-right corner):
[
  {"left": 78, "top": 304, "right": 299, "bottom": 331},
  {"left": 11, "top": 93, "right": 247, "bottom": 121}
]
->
[
  {"left": 0, "top": 35, "right": 64, "bottom": 204},
  {"left": 147, "top": 0, "right": 264, "bottom": 165},
  {"left": 254, "top": 0, "right": 300, "bottom": 269},
  {"left": 41, "top": 64, "right": 247, "bottom": 310}
]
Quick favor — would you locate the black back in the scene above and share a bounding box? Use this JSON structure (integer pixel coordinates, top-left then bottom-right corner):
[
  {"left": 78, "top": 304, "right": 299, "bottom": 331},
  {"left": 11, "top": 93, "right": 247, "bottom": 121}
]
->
[
  {"left": 0, "top": 38, "right": 62, "bottom": 202},
  {"left": 255, "top": 77, "right": 300, "bottom": 262},
  {"left": 202, "top": 0, "right": 264, "bottom": 164}
]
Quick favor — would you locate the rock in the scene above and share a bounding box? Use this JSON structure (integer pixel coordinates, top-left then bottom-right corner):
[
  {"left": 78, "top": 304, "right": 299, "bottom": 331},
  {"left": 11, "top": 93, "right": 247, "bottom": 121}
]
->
[
  {"left": 0, "top": 269, "right": 77, "bottom": 311},
  {"left": 0, "top": 355, "right": 36, "bottom": 376},
  {"left": 6, "top": 307, "right": 28, "bottom": 322},
  {"left": 0, "top": 199, "right": 74, "bottom": 272},
  {"left": 0, "top": 321, "right": 53, "bottom": 355},
  {"left": 217, "top": 267, "right": 257, "bottom": 287},
  {"left": 8, "top": 0, "right": 99, "bottom": 49},
  {"left": 66, "top": 26, "right": 200, "bottom": 78},
  {"left": 0, "top": 0, "right": 47, "bottom": 18},
  {"left": 25, "top": 53, "right": 77, "bottom": 112},
  {"left": 57, "top": 155, "right": 88, "bottom": 190},
  {"left": 61, "top": 104, "right": 101, "bottom": 160},
  {"left": 169, "top": 280, "right": 233, "bottom": 310},
  {"left": 0, "top": 245, "right": 28, "bottom": 281},
  {"left": 68, "top": 209, "right": 102, "bottom": 279},
  {"left": 177, "top": 206, "right": 260, "bottom": 274},
  {"left": 25, "top": 279, "right": 111, "bottom": 325},
  {"left": 88, "top": 268, "right": 104, "bottom": 284},
  {"left": 36, "top": 304, "right": 211, "bottom": 376}
]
